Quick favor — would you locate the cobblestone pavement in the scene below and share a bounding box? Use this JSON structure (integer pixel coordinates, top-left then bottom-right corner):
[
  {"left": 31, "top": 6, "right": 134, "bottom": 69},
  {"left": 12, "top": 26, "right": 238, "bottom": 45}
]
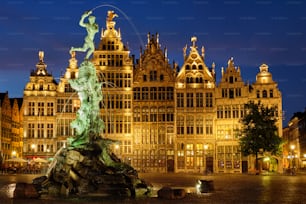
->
[{"left": 0, "top": 173, "right": 306, "bottom": 203}]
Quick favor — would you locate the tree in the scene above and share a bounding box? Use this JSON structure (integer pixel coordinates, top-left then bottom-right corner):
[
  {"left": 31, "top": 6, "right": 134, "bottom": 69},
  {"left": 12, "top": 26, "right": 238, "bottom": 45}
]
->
[{"left": 239, "top": 101, "right": 283, "bottom": 171}]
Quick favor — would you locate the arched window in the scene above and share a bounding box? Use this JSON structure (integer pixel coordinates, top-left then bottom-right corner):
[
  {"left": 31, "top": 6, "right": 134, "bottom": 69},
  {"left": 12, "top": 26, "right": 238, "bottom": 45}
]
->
[{"left": 185, "top": 65, "right": 190, "bottom": 70}]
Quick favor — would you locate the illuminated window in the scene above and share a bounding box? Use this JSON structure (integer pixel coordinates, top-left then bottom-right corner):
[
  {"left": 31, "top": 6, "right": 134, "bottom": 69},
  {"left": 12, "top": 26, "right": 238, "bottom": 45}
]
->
[
  {"left": 123, "top": 140, "right": 132, "bottom": 154},
  {"left": 47, "top": 102, "right": 54, "bottom": 116},
  {"left": 158, "top": 127, "right": 166, "bottom": 144},
  {"left": 235, "top": 88, "right": 241, "bottom": 97},
  {"left": 217, "top": 106, "right": 223, "bottom": 119},
  {"left": 150, "top": 107, "right": 157, "bottom": 122},
  {"left": 37, "top": 124, "right": 44, "bottom": 138},
  {"left": 133, "top": 107, "right": 141, "bottom": 122},
  {"left": 222, "top": 89, "right": 228, "bottom": 98},
  {"left": 196, "top": 116, "right": 203, "bottom": 134},
  {"left": 177, "top": 93, "right": 184, "bottom": 107},
  {"left": 28, "top": 102, "right": 35, "bottom": 116},
  {"left": 158, "top": 87, "right": 166, "bottom": 100},
  {"left": 205, "top": 117, "right": 213, "bottom": 135},
  {"left": 38, "top": 102, "right": 44, "bottom": 116},
  {"left": 47, "top": 124, "right": 53, "bottom": 138},
  {"left": 142, "top": 107, "right": 149, "bottom": 122},
  {"left": 186, "top": 115, "right": 194, "bottom": 134},
  {"left": 205, "top": 92, "right": 213, "bottom": 107},
  {"left": 133, "top": 87, "right": 141, "bottom": 100},
  {"left": 166, "top": 87, "right": 174, "bottom": 100},
  {"left": 28, "top": 123, "right": 35, "bottom": 138},
  {"left": 224, "top": 106, "right": 231, "bottom": 118},
  {"left": 187, "top": 93, "right": 193, "bottom": 108},
  {"left": 176, "top": 115, "right": 184, "bottom": 135},
  {"left": 37, "top": 144, "right": 44, "bottom": 152},
  {"left": 150, "top": 70, "right": 157, "bottom": 81},
  {"left": 177, "top": 143, "right": 185, "bottom": 169},
  {"left": 186, "top": 144, "right": 194, "bottom": 168},
  {"left": 232, "top": 105, "right": 239, "bottom": 118},
  {"left": 150, "top": 87, "right": 157, "bottom": 100},
  {"left": 167, "top": 107, "right": 174, "bottom": 122},
  {"left": 196, "top": 93, "right": 203, "bottom": 107},
  {"left": 142, "top": 87, "right": 149, "bottom": 100},
  {"left": 124, "top": 116, "right": 131, "bottom": 134}
]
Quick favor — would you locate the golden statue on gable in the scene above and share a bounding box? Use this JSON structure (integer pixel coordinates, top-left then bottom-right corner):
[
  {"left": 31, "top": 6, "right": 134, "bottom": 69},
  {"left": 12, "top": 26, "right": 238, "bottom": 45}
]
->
[{"left": 107, "top": 10, "right": 118, "bottom": 22}]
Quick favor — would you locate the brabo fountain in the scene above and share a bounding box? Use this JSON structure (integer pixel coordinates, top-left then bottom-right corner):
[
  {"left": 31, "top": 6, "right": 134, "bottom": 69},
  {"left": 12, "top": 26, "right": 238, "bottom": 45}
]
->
[{"left": 29, "top": 10, "right": 151, "bottom": 199}]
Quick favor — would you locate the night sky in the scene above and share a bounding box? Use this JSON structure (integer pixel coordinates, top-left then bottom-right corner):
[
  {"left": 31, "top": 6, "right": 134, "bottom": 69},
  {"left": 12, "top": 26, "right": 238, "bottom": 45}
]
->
[{"left": 1, "top": 0, "right": 306, "bottom": 126}]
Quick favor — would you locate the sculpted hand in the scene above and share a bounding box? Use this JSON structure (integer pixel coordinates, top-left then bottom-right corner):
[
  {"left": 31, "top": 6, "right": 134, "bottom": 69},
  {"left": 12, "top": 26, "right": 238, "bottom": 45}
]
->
[{"left": 84, "top": 10, "right": 92, "bottom": 16}]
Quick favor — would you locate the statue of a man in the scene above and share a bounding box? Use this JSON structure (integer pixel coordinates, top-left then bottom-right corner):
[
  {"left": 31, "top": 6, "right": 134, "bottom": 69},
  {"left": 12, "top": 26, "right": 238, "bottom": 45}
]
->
[{"left": 70, "top": 10, "right": 98, "bottom": 59}]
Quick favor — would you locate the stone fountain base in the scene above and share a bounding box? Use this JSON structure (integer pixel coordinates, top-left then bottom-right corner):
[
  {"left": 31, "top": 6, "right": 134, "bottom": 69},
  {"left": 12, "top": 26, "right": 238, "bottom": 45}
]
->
[{"left": 31, "top": 139, "right": 151, "bottom": 199}]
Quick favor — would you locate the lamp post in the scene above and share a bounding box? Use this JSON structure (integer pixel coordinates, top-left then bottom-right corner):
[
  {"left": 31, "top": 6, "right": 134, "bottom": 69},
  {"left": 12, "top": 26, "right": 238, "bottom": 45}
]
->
[
  {"left": 11, "top": 150, "right": 16, "bottom": 158},
  {"left": 204, "top": 144, "right": 208, "bottom": 173},
  {"left": 31, "top": 144, "right": 36, "bottom": 159},
  {"left": 289, "top": 144, "right": 296, "bottom": 175}
]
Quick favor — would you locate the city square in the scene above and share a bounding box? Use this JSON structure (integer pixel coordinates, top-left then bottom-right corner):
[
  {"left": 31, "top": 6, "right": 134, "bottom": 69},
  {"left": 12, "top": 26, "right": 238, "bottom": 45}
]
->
[
  {"left": 1, "top": 173, "right": 306, "bottom": 203},
  {"left": 1, "top": 0, "right": 306, "bottom": 202}
]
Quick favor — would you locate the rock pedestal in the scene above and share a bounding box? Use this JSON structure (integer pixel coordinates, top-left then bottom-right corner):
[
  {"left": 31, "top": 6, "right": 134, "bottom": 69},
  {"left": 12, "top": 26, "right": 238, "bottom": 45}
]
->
[{"left": 32, "top": 143, "right": 151, "bottom": 198}]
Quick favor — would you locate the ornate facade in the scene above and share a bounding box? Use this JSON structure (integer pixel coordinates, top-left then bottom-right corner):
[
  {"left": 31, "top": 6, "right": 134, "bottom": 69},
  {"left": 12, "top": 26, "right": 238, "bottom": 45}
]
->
[
  {"left": 133, "top": 33, "right": 176, "bottom": 172},
  {"left": 21, "top": 11, "right": 283, "bottom": 173},
  {"left": 92, "top": 13, "right": 134, "bottom": 165},
  {"left": 23, "top": 51, "right": 57, "bottom": 160}
]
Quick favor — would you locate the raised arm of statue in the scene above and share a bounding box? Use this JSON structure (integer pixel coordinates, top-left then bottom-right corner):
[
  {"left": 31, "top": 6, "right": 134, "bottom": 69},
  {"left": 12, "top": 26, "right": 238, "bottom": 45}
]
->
[{"left": 79, "top": 11, "right": 92, "bottom": 27}]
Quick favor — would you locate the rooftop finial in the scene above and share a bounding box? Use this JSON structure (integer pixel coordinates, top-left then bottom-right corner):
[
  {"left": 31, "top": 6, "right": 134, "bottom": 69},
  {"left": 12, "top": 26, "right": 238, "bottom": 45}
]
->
[
  {"left": 39, "top": 51, "right": 44, "bottom": 62},
  {"left": 191, "top": 36, "right": 197, "bottom": 47}
]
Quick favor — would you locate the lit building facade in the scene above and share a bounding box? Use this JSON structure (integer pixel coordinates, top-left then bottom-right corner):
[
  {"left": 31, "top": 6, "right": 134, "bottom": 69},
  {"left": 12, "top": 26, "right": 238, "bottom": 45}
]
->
[
  {"left": 21, "top": 11, "right": 283, "bottom": 173},
  {"left": 283, "top": 111, "right": 306, "bottom": 169},
  {"left": 92, "top": 12, "right": 134, "bottom": 165},
  {"left": 23, "top": 51, "right": 58, "bottom": 160},
  {"left": 0, "top": 92, "right": 23, "bottom": 160},
  {"left": 175, "top": 37, "right": 216, "bottom": 173},
  {"left": 132, "top": 33, "right": 176, "bottom": 172}
]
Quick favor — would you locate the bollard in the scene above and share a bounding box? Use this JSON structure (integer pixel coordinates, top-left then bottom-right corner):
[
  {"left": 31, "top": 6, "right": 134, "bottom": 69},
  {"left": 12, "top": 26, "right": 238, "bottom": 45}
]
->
[{"left": 196, "top": 179, "right": 214, "bottom": 193}]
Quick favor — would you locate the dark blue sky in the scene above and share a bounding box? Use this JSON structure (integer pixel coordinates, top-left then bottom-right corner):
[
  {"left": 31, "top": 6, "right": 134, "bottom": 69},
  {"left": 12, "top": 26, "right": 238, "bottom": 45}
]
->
[{"left": 0, "top": 0, "right": 306, "bottom": 125}]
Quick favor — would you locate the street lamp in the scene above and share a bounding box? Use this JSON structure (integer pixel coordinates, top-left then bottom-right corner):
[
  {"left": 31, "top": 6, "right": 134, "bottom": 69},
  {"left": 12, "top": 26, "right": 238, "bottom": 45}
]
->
[
  {"left": 11, "top": 150, "right": 16, "bottom": 158},
  {"left": 290, "top": 144, "right": 296, "bottom": 173},
  {"left": 31, "top": 144, "right": 36, "bottom": 153},
  {"left": 204, "top": 144, "right": 208, "bottom": 173}
]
